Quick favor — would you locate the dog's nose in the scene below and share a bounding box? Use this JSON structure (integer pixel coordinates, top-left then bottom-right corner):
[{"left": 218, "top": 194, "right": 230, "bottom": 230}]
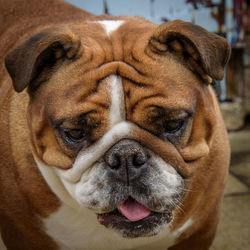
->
[{"left": 105, "top": 139, "right": 149, "bottom": 184}]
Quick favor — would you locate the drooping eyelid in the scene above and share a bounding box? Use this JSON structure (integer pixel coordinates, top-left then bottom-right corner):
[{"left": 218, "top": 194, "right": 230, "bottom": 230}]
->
[
  {"left": 156, "top": 108, "right": 194, "bottom": 121},
  {"left": 49, "top": 110, "right": 97, "bottom": 130},
  {"left": 50, "top": 118, "right": 81, "bottom": 130},
  {"left": 50, "top": 117, "right": 65, "bottom": 129},
  {"left": 146, "top": 104, "right": 194, "bottom": 119},
  {"left": 165, "top": 109, "right": 194, "bottom": 121}
]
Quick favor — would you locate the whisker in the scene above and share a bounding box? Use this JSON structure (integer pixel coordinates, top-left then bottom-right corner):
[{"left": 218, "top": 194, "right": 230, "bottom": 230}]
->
[{"left": 177, "top": 187, "right": 197, "bottom": 193}]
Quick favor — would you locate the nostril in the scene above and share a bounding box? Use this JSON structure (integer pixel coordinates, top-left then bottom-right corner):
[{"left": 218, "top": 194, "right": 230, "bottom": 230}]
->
[
  {"left": 106, "top": 153, "right": 121, "bottom": 169},
  {"left": 133, "top": 152, "right": 147, "bottom": 167}
]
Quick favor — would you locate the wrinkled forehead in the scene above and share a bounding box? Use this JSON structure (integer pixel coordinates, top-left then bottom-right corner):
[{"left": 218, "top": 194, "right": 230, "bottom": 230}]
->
[
  {"left": 43, "top": 65, "right": 196, "bottom": 123},
  {"left": 38, "top": 20, "right": 200, "bottom": 120}
]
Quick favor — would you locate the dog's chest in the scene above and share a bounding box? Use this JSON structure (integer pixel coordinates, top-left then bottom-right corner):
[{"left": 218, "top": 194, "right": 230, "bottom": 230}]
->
[{"left": 43, "top": 204, "right": 193, "bottom": 250}]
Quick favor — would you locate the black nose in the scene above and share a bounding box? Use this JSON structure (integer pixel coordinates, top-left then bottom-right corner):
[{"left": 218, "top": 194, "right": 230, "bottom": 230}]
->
[{"left": 105, "top": 139, "right": 149, "bottom": 184}]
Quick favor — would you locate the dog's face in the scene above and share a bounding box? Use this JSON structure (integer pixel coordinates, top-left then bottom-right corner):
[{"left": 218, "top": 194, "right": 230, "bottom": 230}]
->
[{"left": 5, "top": 19, "right": 230, "bottom": 238}]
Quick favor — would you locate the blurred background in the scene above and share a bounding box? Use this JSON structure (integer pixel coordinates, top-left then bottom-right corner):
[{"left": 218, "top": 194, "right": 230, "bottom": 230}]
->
[{"left": 64, "top": 1, "right": 250, "bottom": 249}]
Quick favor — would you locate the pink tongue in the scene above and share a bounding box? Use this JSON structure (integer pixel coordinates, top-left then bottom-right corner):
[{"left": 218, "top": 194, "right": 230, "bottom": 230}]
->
[{"left": 119, "top": 198, "right": 151, "bottom": 222}]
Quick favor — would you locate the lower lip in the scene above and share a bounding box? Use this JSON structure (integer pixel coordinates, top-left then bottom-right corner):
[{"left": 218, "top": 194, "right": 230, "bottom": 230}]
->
[{"left": 97, "top": 209, "right": 173, "bottom": 235}]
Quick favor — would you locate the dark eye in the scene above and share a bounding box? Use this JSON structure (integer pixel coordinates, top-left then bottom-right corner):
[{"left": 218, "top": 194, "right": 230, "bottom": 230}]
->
[
  {"left": 64, "top": 129, "right": 86, "bottom": 143},
  {"left": 164, "top": 119, "right": 184, "bottom": 134}
]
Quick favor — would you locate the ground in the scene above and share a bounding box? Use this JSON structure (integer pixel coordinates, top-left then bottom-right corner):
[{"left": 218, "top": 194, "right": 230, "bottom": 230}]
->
[{"left": 211, "top": 128, "right": 250, "bottom": 250}]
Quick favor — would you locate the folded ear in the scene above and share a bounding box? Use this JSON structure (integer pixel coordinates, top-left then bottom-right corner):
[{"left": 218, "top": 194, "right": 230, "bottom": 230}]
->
[
  {"left": 147, "top": 20, "right": 231, "bottom": 83},
  {"left": 5, "top": 27, "right": 81, "bottom": 93}
]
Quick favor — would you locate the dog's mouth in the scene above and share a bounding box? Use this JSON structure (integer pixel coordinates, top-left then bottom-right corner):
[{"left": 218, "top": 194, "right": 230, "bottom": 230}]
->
[{"left": 97, "top": 197, "right": 173, "bottom": 238}]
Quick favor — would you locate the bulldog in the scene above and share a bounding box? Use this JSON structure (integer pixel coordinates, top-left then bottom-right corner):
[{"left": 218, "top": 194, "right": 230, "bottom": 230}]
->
[{"left": 0, "top": 0, "right": 231, "bottom": 249}]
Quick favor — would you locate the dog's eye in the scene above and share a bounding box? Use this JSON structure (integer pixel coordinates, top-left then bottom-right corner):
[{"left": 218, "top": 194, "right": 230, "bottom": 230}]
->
[
  {"left": 164, "top": 119, "right": 184, "bottom": 134},
  {"left": 63, "top": 129, "right": 86, "bottom": 143}
]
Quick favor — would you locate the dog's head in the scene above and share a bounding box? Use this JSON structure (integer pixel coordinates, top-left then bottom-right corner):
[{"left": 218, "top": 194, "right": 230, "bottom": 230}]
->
[{"left": 5, "top": 19, "right": 230, "bottom": 238}]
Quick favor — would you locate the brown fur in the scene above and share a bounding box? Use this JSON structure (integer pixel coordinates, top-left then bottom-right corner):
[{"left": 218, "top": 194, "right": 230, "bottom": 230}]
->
[{"left": 0, "top": 0, "right": 230, "bottom": 249}]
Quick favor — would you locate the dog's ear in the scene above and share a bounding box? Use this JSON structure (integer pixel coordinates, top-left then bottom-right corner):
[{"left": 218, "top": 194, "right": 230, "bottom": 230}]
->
[
  {"left": 147, "top": 20, "right": 231, "bottom": 83},
  {"left": 5, "top": 27, "right": 81, "bottom": 93}
]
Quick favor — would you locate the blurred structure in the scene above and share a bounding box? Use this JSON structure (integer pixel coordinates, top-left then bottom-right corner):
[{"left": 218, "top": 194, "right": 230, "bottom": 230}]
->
[
  {"left": 221, "top": 0, "right": 250, "bottom": 130},
  {"left": 66, "top": 0, "right": 221, "bottom": 32}
]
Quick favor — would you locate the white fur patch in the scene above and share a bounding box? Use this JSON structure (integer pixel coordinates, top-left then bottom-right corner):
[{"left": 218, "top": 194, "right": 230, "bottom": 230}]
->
[
  {"left": 108, "top": 75, "right": 125, "bottom": 126},
  {"left": 98, "top": 20, "right": 124, "bottom": 35}
]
